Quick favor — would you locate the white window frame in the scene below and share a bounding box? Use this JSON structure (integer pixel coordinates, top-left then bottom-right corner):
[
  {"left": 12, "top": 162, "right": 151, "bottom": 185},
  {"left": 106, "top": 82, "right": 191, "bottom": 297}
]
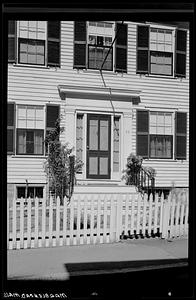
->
[
  {"left": 148, "top": 109, "right": 175, "bottom": 160},
  {"left": 146, "top": 23, "right": 176, "bottom": 77},
  {"left": 16, "top": 21, "right": 47, "bottom": 66},
  {"left": 15, "top": 104, "right": 45, "bottom": 157},
  {"left": 87, "top": 21, "right": 115, "bottom": 71}
]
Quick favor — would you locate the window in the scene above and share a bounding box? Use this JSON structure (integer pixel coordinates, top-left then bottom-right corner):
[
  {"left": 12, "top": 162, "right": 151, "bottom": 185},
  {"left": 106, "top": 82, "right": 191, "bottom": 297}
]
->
[
  {"left": 74, "top": 21, "right": 128, "bottom": 72},
  {"left": 149, "top": 112, "right": 173, "bottom": 158},
  {"left": 150, "top": 29, "right": 173, "bottom": 75},
  {"left": 137, "top": 25, "right": 187, "bottom": 77},
  {"left": 16, "top": 105, "right": 44, "bottom": 155},
  {"left": 18, "top": 21, "right": 46, "bottom": 65},
  {"left": 17, "top": 186, "right": 43, "bottom": 199},
  {"left": 88, "top": 22, "right": 113, "bottom": 70},
  {"left": 8, "top": 21, "right": 60, "bottom": 66},
  {"left": 136, "top": 110, "right": 187, "bottom": 160}
]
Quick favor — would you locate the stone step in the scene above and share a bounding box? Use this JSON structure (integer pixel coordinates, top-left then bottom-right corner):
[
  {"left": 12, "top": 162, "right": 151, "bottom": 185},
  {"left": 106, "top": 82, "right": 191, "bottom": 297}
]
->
[{"left": 74, "top": 184, "right": 137, "bottom": 194}]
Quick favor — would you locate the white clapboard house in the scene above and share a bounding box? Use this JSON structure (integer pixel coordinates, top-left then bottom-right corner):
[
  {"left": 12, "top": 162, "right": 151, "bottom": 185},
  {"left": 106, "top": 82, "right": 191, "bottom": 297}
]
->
[{"left": 7, "top": 21, "right": 189, "bottom": 202}]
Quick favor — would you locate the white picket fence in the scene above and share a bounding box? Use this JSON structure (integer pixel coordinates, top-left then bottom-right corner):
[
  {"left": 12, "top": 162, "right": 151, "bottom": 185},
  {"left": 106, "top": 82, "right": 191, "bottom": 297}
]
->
[{"left": 7, "top": 191, "right": 189, "bottom": 250}]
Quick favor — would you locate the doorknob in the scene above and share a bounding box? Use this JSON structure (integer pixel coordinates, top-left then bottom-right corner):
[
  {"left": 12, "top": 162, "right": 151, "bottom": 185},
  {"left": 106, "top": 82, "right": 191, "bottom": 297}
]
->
[{"left": 87, "top": 146, "right": 89, "bottom": 150}]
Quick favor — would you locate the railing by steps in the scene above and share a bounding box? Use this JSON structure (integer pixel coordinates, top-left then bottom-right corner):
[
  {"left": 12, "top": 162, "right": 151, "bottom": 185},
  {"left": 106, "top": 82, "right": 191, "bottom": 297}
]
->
[{"left": 127, "top": 167, "right": 155, "bottom": 195}]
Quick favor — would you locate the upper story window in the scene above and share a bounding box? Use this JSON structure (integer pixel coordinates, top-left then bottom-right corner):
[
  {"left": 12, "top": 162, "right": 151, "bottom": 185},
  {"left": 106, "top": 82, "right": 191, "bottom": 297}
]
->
[
  {"left": 149, "top": 28, "right": 173, "bottom": 76},
  {"left": 88, "top": 21, "right": 113, "bottom": 70},
  {"left": 137, "top": 24, "right": 187, "bottom": 77},
  {"left": 73, "top": 21, "right": 128, "bottom": 72},
  {"left": 8, "top": 20, "right": 61, "bottom": 67},
  {"left": 18, "top": 21, "right": 46, "bottom": 65}
]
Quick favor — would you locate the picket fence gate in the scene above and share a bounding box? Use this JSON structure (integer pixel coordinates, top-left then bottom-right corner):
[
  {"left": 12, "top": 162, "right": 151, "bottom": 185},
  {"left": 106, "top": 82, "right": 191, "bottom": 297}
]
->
[{"left": 7, "top": 191, "right": 189, "bottom": 250}]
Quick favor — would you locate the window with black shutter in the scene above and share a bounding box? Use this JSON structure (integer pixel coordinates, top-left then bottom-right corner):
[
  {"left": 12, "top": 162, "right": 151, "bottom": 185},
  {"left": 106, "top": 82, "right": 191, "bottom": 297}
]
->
[
  {"left": 136, "top": 110, "right": 149, "bottom": 158},
  {"left": 115, "top": 22, "right": 128, "bottom": 72},
  {"left": 46, "top": 105, "right": 60, "bottom": 154},
  {"left": 73, "top": 21, "right": 127, "bottom": 72},
  {"left": 9, "top": 21, "right": 60, "bottom": 67},
  {"left": 175, "top": 112, "right": 187, "bottom": 160},
  {"left": 175, "top": 30, "right": 187, "bottom": 77},
  {"left": 137, "top": 24, "right": 187, "bottom": 77},
  {"left": 136, "top": 25, "right": 149, "bottom": 74},
  {"left": 7, "top": 103, "right": 15, "bottom": 154},
  {"left": 8, "top": 20, "right": 16, "bottom": 62},
  {"left": 47, "top": 21, "right": 61, "bottom": 66},
  {"left": 73, "top": 21, "right": 87, "bottom": 69}
]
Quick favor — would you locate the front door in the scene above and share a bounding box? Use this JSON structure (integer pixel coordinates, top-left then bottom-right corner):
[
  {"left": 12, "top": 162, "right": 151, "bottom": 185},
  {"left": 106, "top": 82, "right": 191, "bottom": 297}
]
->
[{"left": 87, "top": 114, "right": 111, "bottom": 179}]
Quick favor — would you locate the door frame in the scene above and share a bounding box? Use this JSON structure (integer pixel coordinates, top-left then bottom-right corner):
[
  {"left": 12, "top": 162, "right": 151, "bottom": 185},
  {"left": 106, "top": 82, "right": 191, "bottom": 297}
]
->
[{"left": 86, "top": 114, "right": 111, "bottom": 179}]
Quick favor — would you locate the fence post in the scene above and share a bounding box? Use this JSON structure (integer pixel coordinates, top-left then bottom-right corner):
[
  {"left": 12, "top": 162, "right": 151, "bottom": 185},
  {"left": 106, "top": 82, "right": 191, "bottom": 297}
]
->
[
  {"left": 116, "top": 194, "right": 122, "bottom": 242},
  {"left": 161, "top": 193, "right": 171, "bottom": 239}
]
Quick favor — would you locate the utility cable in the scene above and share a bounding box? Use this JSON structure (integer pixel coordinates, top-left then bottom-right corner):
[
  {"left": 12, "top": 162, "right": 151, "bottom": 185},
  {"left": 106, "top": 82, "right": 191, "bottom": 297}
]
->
[{"left": 99, "top": 21, "right": 124, "bottom": 136}]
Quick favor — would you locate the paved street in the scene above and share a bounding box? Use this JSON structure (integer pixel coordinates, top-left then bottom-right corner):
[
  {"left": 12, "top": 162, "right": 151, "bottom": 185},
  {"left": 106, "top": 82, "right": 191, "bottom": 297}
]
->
[{"left": 8, "top": 237, "right": 188, "bottom": 280}]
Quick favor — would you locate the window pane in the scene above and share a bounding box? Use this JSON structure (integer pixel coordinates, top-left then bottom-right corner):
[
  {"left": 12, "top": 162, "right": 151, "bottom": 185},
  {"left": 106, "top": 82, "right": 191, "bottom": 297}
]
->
[
  {"left": 35, "top": 187, "right": 43, "bottom": 198},
  {"left": 17, "top": 187, "right": 25, "bottom": 198},
  {"left": 89, "top": 157, "right": 98, "bottom": 175},
  {"left": 20, "top": 53, "right": 28, "bottom": 64},
  {"left": 150, "top": 135, "right": 172, "bottom": 158},
  {"left": 89, "top": 119, "right": 98, "bottom": 150},
  {"left": 100, "top": 120, "right": 108, "bottom": 151},
  {"left": 29, "top": 30, "right": 36, "bottom": 39},
  {"left": 34, "top": 130, "right": 44, "bottom": 154},
  {"left": 26, "top": 130, "right": 34, "bottom": 154},
  {"left": 28, "top": 187, "right": 34, "bottom": 198},
  {"left": 17, "top": 129, "right": 26, "bottom": 154},
  {"left": 100, "top": 157, "right": 108, "bottom": 175},
  {"left": 28, "top": 53, "right": 36, "bottom": 64}
]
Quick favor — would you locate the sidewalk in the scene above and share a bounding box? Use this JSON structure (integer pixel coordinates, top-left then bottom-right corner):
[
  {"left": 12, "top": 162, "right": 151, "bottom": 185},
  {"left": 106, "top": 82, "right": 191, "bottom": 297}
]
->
[{"left": 7, "top": 237, "right": 188, "bottom": 281}]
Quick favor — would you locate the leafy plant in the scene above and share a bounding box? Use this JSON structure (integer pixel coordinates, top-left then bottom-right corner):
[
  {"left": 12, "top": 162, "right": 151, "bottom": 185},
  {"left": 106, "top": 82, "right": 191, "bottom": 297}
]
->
[
  {"left": 44, "top": 116, "right": 83, "bottom": 202},
  {"left": 122, "top": 153, "right": 143, "bottom": 185},
  {"left": 122, "top": 153, "right": 156, "bottom": 189}
]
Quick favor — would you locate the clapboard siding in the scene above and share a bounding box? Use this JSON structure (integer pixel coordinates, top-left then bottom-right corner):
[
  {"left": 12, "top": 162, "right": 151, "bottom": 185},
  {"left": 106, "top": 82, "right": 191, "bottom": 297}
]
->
[
  {"left": 7, "top": 157, "right": 46, "bottom": 183},
  {"left": 7, "top": 21, "right": 189, "bottom": 188}
]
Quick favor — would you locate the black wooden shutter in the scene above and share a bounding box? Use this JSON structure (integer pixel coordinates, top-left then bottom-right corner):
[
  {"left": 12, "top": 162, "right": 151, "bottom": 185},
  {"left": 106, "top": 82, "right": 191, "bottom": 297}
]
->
[
  {"left": 47, "top": 21, "right": 60, "bottom": 67},
  {"left": 7, "top": 103, "right": 15, "bottom": 153},
  {"left": 175, "top": 29, "right": 187, "bottom": 77},
  {"left": 73, "top": 21, "right": 87, "bottom": 69},
  {"left": 46, "top": 105, "right": 60, "bottom": 128},
  {"left": 136, "top": 25, "right": 149, "bottom": 74},
  {"left": 115, "top": 22, "right": 128, "bottom": 72},
  {"left": 46, "top": 105, "right": 60, "bottom": 154},
  {"left": 8, "top": 20, "right": 16, "bottom": 63},
  {"left": 136, "top": 110, "right": 149, "bottom": 158},
  {"left": 175, "top": 112, "right": 187, "bottom": 160}
]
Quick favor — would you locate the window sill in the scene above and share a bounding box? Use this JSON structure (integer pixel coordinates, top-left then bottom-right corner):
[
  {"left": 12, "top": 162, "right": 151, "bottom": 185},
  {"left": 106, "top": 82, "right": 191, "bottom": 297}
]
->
[
  {"left": 9, "top": 154, "right": 47, "bottom": 158},
  {"left": 74, "top": 68, "right": 126, "bottom": 75},
  {"left": 139, "top": 73, "right": 185, "bottom": 80},
  {"left": 12, "top": 63, "right": 51, "bottom": 69},
  {"left": 144, "top": 158, "right": 187, "bottom": 162}
]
